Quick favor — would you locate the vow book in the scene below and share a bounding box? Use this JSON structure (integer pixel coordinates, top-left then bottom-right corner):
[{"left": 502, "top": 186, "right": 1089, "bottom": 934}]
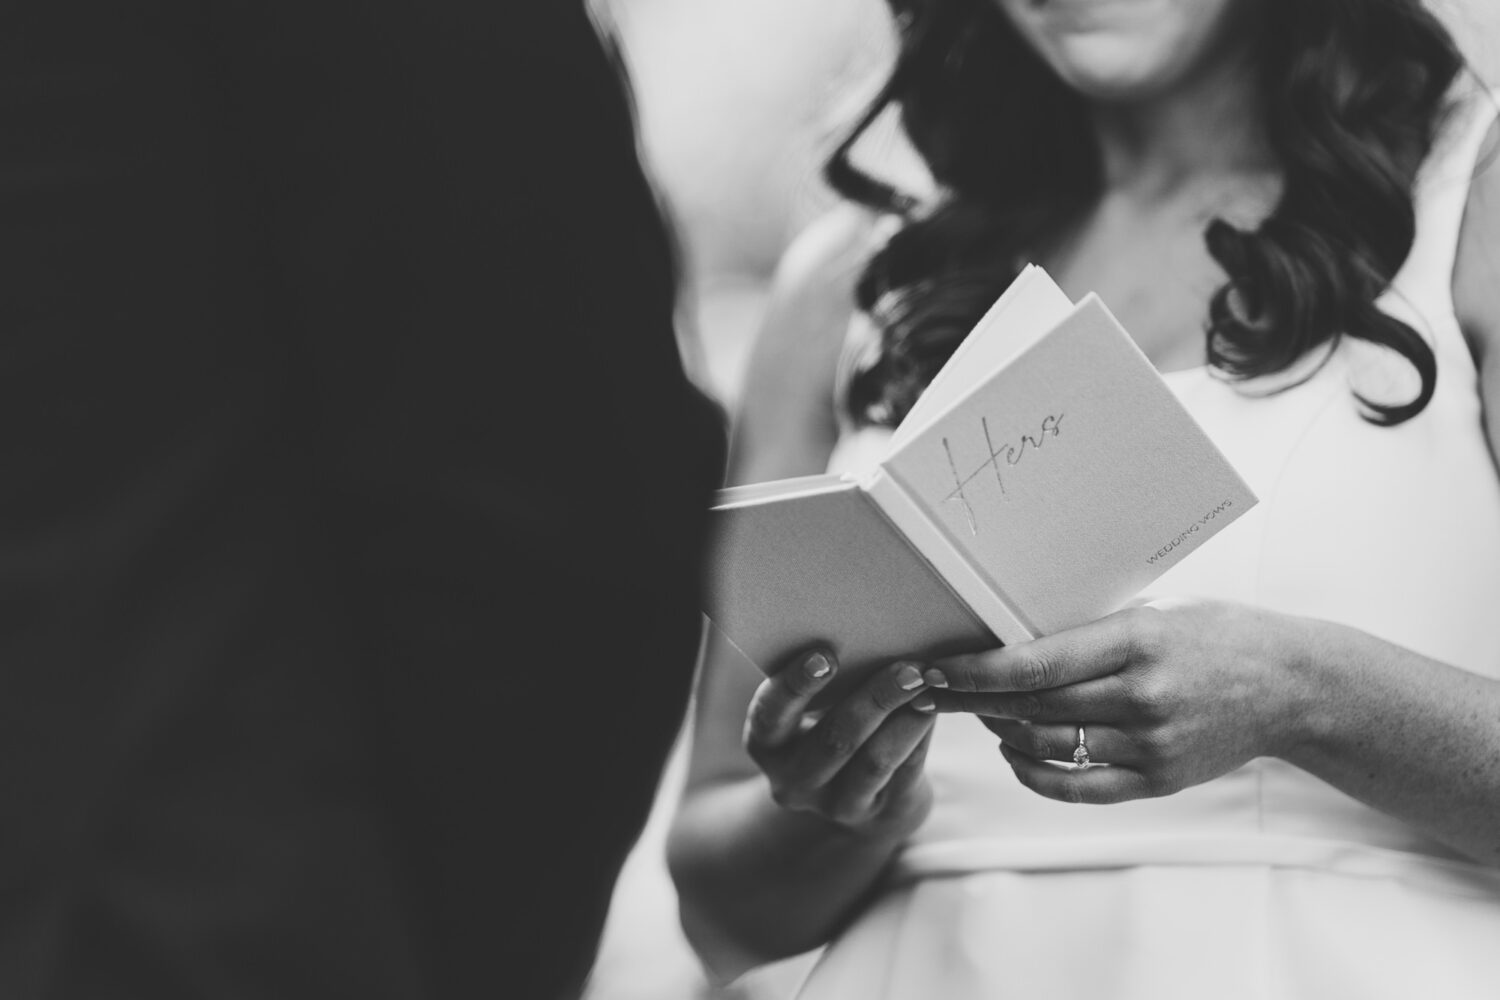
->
[{"left": 706, "top": 265, "right": 1256, "bottom": 694}]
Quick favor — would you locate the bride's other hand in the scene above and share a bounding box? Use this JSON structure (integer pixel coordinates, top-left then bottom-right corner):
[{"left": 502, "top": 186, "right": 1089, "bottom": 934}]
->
[
  {"left": 744, "top": 650, "right": 944, "bottom": 836},
  {"left": 929, "top": 599, "right": 1317, "bottom": 803}
]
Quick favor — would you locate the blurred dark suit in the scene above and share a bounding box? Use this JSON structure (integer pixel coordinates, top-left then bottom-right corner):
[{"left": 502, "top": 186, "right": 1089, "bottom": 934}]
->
[{"left": 0, "top": 2, "right": 722, "bottom": 997}]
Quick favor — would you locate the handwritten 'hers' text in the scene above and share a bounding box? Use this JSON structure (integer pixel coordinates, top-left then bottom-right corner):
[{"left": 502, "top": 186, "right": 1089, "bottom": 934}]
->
[{"left": 943, "top": 412, "right": 1065, "bottom": 536}]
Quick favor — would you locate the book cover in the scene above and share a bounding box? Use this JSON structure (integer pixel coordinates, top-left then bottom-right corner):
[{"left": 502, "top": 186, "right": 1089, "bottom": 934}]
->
[
  {"left": 878, "top": 293, "right": 1255, "bottom": 638},
  {"left": 706, "top": 479, "right": 995, "bottom": 690}
]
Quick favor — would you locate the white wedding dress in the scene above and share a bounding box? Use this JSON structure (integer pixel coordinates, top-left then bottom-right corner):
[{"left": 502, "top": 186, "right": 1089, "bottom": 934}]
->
[{"left": 797, "top": 86, "right": 1500, "bottom": 1000}]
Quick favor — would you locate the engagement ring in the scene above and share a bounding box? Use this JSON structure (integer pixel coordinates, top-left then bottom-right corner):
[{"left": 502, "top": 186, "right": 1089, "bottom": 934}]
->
[{"left": 1072, "top": 725, "right": 1091, "bottom": 769}]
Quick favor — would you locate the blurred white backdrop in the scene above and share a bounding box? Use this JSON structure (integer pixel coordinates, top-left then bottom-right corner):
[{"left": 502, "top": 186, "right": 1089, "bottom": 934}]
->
[
  {"left": 581, "top": 3, "right": 1500, "bottom": 999},
  {"left": 593, "top": 0, "right": 896, "bottom": 407}
]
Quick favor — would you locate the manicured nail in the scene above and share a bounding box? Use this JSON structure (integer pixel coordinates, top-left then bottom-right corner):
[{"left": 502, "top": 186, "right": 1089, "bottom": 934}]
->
[
  {"left": 923, "top": 668, "right": 948, "bottom": 689},
  {"left": 895, "top": 662, "right": 924, "bottom": 690},
  {"left": 806, "top": 652, "right": 833, "bottom": 679},
  {"left": 911, "top": 694, "right": 936, "bottom": 713}
]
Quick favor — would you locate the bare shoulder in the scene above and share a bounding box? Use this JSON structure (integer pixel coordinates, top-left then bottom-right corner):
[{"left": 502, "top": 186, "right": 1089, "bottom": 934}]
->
[
  {"left": 1456, "top": 116, "right": 1500, "bottom": 363},
  {"left": 729, "top": 204, "right": 888, "bottom": 484},
  {"left": 1454, "top": 114, "right": 1500, "bottom": 460},
  {"left": 750, "top": 203, "right": 886, "bottom": 381}
]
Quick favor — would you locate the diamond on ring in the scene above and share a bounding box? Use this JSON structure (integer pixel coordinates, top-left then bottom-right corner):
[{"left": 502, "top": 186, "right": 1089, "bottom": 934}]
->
[{"left": 1072, "top": 725, "right": 1091, "bottom": 769}]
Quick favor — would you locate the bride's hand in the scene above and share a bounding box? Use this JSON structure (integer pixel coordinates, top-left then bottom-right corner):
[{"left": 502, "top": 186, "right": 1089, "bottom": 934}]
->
[
  {"left": 743, "top": 650, "right": 945, "bottom": 837},
  {"left": 928, "top": 599, "right": 1315, "bottom": 802}
]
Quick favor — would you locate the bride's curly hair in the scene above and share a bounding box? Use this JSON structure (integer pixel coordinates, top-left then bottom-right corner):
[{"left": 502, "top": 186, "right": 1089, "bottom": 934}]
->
[{"left": 831, "top": 0, "right": 1466, "bottom": 428}]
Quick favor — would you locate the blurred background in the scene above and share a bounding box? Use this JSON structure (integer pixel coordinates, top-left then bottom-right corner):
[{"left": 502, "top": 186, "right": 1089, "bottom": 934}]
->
[
  {"left": 594, "top": 0, "right": 898, "bottom": 411},
  {"left": 581, "top": 2, "right": 1500, "bottom": 997}
]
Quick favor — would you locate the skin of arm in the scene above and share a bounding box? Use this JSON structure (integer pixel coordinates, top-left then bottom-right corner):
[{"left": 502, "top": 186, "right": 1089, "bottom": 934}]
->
[
  {"left": 929, "top": 119, "right": 1500, "bottom": 867},
  {"left": 1286, "top": 114, "right": 1500, "bottom": 863},
  {"left": 666, "top": 207, "right": 935, "bottom": 981},
  {"left": 1250, "top": 116, "right": 1500, "bottom": 863}
]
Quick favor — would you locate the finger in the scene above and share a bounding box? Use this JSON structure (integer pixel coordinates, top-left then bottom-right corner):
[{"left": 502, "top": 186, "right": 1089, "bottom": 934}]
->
[
  {"left": 791, "top": 660, "right": 929, "bottom": 787},
  {"left": 986, "top": 719, "right": 1141, "bottom": 768},
  {"left": 865, "top": 723, "right": 935, "bottom": 831},
  {"left": 745, "top": 648, "right": 839, "bottom": 751},
  {"left": 999, "top": 741, "right": 1155, "bottom": 804},
  {"left": 822, "top": 710, "right": 935, "bottom": 825},
  {"left": 935, "top": 610, "right": 1145, "bottom": 694},
  {"left": 927, "top": 676, "right": 1131, "bottom": 722},
  {"left": 880, "top": 723, "right": 935, "bottom": 808}
]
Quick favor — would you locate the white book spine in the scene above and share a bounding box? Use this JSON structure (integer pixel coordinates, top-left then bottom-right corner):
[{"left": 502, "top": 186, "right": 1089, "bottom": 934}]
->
[{"left": 862, "top": 467, "right": 1034, "bottom": 647}]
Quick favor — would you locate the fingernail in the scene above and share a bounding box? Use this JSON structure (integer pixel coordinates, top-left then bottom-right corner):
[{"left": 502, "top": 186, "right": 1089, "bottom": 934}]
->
[
  {"left": 806, "top": 652, "right": 833, "bottom": 679},
  {"left": 895, "top": 662, "right": 924, "bottom": 690},
  {"left": 911, "top": 694, "right": 936, "bottom": 713},
  {"left": 923, "top": 668, "right": 948, "bottom": 689}
]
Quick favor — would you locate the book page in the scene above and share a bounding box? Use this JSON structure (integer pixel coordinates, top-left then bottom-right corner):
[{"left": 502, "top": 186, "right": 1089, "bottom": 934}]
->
[
  {"left": 891, "top": 265, "right": 1074, "bottom": 452},
  {"left": 714, "top": 473, "right": 850, "bottom": 509},
  {"left": 705, "top": 483, "right": 994, "bottom": 701}
]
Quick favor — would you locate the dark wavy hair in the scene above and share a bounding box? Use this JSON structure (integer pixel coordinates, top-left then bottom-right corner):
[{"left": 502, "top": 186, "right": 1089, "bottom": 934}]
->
[{"left": 830, "top": 0, "right": 1467, "bottom": 428}]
